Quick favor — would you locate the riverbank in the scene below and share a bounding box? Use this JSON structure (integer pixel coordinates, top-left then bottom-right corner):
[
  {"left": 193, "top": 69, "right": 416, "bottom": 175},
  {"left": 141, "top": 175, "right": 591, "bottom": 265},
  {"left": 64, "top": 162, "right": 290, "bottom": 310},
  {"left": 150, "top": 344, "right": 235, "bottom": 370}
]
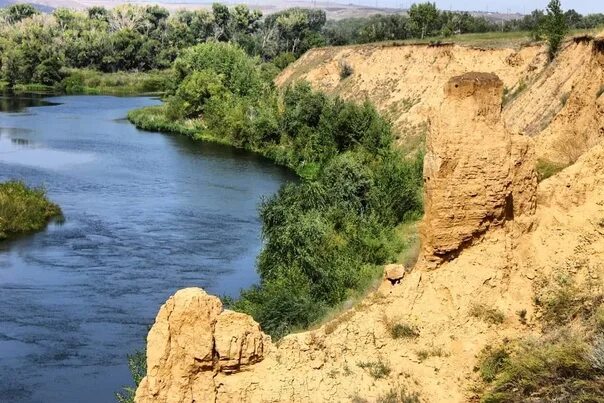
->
[
  {"left": 0, "top": 181, "right": 62, "bottom": 241},
  {"left": 126, "top": 42, "right": 424, "bottom": 340},
  {"left": 0, "top": 69, "right": 171, "bottom": 96}
]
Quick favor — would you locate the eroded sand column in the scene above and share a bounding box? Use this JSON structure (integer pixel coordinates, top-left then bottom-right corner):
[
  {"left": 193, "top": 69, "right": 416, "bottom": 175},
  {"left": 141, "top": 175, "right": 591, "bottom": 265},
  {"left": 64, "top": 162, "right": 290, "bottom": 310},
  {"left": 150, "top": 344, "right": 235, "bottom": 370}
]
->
[{"left": 420, "top": 72, "right": 537, "bottom": 268}]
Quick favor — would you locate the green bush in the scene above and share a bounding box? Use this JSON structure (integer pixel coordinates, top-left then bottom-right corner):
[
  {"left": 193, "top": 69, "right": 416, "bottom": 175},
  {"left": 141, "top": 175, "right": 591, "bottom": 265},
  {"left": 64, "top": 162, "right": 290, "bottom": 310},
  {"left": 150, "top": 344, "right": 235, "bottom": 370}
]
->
[
  {"left": 480, "top": 333, "right": 603, "bottom": 402},
  {"left": 272, "top": 52, "right": 297, "bottom": 70},
  {"left": 357, "top": 358, "right": 392, "bottom": 379},
  {"left": 469, "top": 304, "right": 505, "bottom": 325},
  {"left": 173, "top": 42, "right": 267, "bottom": 97},
  {"left": 0, "top": 181, "right": 62, "bottom": 240},
  {"left": 115, "top": 349, "right": 146, "bottom": 403},
  {"left": 174, "top": 69, "right": 225, "bottom": 118}
]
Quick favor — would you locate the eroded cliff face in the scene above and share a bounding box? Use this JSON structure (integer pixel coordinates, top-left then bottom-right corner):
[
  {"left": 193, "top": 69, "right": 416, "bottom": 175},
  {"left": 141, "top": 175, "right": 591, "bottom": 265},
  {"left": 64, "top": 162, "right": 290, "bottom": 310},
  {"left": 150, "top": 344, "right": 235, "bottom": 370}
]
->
[
  {"left": 504, "top": 36, "right": 604, "bottom": 164},
  {"left": 276, "top": 42, "right": 546, "bottom": 151},
  {"left": 136, "top": 44, "right": 604, "bottom": 402},
  {"left": 420, "top": 72, "right": 537, "bottom": 267},
  {"left": 277, "top": 35, "right": 604, "bottom": 165}
]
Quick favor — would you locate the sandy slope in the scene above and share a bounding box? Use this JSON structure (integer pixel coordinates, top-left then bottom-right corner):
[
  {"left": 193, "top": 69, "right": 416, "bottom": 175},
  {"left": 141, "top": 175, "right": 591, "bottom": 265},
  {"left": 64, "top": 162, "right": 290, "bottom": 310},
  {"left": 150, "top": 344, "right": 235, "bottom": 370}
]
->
[
  {"left": 134, "top": 39, "right": 604, "bottom": 403},
  {"left": 277, "top": 42, "right": 547, "bottom": 151},
  {"left": 277, "top": 36, "right": 604, "bottom": 164}
]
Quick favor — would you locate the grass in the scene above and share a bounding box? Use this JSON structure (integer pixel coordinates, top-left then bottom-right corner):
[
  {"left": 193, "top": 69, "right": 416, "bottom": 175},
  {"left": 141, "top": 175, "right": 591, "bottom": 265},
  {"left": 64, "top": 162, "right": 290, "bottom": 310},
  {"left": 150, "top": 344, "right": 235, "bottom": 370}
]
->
[
  {"left": 502, "top": 79, "right": 527, "bottom": 106},
  {"left": 479, "top": 332, "right": 604, "bottom": 403},
  {"left": 534, "top": 276, "right": 593, "bottom": 329},
  {"left": 61, "top": 69, "right": 171, "bottom": 95},
  {"left": 596, "top": 305, "right": 604, "bottom": 332},
  {"left": 0, "top": 181, "right": 62, "bottom": 240},
  {"left": 536, "top": 159, "right": 568, "bottom": 182},
  {"left": 357, "top": 357, "right": 392, "bottom": 379},
  {"left": 375, "top": 31, "right": 535, "bottom": 49},
  {"left": 383, "top": 316, "right": 420, "bottom": 339},
  {"left": 127, "top": 106, "right": 203, "bottom": 139},
  {"left": 376, "top": 386, "right": 421, "bottom": 403},
  {"left": 469, "top": 303, "right": 505, "bottom": 325},
  {"left": 477, "top": 346, "right": 510, "bottom": 383},
  {"left": 477, "top": 273, "right": 604, "bottom": 402},
  {"left": 416, "top": 346, "right": 448, "bottom": 362}
]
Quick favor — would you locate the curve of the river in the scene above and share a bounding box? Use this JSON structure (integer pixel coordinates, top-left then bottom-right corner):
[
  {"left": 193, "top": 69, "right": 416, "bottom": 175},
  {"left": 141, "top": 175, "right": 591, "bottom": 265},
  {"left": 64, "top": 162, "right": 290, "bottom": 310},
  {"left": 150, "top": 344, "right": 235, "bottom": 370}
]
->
[{"left": 0, "top": 95, "right": 294, "bottom": 403}]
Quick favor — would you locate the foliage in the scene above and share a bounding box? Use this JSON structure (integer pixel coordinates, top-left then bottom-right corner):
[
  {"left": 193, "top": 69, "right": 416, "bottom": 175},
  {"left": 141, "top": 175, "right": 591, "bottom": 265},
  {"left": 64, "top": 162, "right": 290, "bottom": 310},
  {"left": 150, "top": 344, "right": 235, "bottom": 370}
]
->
[
  {"left": 480, "top": 332, "right": 604, "bottom": 402},
  {"left": 409, "top": 2, "right": 439, "bottom": 39},
  {"left": 338, "top": 59, "right": 354, "bottom": 80},
  {"left": 534, "top": 275, "right": 591, "bottom": 328},
  {"left": 469, "top": 303, "right": 505, "bottom": 325},
  {"left": 60, "top": 69, "right": 171, "bottom": 95},
  {"left": 477, "top": 346, "right": 510, "bottom": 383},
  {"left": 0, "top": 3, "right": 326, "bottom": 89},
  {"left": 0, "top": 1, "right": 602, "bottom": 90},
  {"left": 536, "top": 159, "right": 568, "bottom": 182},
  {"left": 357, "top": 358, "right": 392, "bottom": 379},
  {"left": 376, "top": 387, "right": 421, "bottom": 403},
  {"left": 115, "top": 349, "right": 146, "bottom": 403},
  {"left": 544, "top": 0, "right": 568, "bottom": 60},
  {"left": 0, "top": 181, "right": 62, "bottom": 240}
]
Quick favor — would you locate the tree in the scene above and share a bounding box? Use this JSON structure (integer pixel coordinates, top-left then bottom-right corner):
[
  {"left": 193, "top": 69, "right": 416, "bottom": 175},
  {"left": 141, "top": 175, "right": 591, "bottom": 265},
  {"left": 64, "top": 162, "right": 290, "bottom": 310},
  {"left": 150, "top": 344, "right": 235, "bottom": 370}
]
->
[
  {"left": 564, "top": 9, "right": 582, "bottom": 28},
  {"left": 175, "top": 70, "right": 225, "bottom": 118},
  {"left": 409, "top": 2, "right": 439, "bottom": 39},
  {"left": 212, "top": 3, "right": 231, "bottom": 41},
  {"left": 544, "top": 0, "right": 568, "bottom": 61},
  {"left": 6, "top": 3, "right": 38, "bottom": 23}
]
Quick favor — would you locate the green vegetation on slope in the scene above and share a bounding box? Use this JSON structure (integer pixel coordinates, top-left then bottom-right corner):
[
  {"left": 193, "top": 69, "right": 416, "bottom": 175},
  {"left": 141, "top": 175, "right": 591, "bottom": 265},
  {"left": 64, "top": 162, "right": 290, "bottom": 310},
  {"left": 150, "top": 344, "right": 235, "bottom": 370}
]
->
[
  {"left": 477, "top": 276, "right": 604, "bottom": 402},
  {"left": 0, "top": 181, "right": 61, "bottom": 240},
  {"left": 128, "top": 42, "right": 423, "bottom": 338}
]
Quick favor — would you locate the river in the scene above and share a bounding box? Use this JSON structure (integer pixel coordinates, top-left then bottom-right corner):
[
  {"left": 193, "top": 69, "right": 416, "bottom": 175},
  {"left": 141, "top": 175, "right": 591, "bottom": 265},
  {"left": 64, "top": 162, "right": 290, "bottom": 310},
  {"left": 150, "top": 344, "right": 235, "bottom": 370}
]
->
[{"left": 0, "top": 95, "right": 293, "bottom": 402}]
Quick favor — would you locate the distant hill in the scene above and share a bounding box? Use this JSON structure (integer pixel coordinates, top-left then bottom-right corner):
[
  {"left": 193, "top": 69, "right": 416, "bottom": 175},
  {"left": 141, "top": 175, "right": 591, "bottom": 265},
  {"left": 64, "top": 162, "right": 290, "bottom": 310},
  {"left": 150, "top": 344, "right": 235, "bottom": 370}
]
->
[
  {"left": 0, "top": 0, "right": 523, "bottom": 21},
  {"left": 0, "top": 0, "right": 54, "bottom": 12}
]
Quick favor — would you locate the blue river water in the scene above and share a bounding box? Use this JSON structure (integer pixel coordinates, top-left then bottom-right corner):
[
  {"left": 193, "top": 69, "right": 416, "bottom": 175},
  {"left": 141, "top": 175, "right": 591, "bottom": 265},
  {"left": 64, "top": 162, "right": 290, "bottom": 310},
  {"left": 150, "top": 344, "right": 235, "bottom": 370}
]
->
[{"left": 0, "top": 95, "right": 293, "bottom": 402}]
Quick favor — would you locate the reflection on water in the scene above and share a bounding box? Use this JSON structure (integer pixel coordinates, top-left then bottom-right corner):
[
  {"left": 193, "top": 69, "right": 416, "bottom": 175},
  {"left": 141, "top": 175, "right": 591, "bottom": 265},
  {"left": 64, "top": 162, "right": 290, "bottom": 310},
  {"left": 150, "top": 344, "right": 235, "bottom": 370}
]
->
[
  {"left": 0, "top": 94, "right": 59, "bottom": 113},
  {"left": 0, "top": 95, "right": 294, "bottom": 403},
  {"left": 0, "top": 131, "right": 95, "bottom": 169}
]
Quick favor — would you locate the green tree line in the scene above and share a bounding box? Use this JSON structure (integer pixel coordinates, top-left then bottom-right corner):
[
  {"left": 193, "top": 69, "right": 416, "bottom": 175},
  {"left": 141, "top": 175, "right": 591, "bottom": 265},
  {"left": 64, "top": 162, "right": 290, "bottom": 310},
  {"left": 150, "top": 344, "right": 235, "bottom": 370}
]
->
[{"left": 1, "top": 1, "right": 597, "bottom": 89}]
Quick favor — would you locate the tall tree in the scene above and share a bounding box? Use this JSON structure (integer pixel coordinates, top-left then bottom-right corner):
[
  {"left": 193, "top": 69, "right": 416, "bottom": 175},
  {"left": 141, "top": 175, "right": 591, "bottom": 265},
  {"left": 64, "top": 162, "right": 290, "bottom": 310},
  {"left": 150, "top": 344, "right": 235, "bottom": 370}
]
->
[
  {"left": 409, "top": 2, "right": 439, "bottom": 39},
  {"left": 544, "top": 0, "right": 568, "bottom": 61}
]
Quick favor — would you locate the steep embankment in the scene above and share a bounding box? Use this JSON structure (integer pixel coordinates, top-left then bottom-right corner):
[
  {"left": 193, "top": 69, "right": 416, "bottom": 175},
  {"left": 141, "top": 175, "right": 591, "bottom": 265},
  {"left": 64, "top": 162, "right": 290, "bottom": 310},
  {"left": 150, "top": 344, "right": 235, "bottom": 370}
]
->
[
  {"left": 503, "top": 36, "right": 604, "bottom": 164},
  {"left": 134, "top": 70, "right": 603, "bottom": 402},
  {"left": 277, "top": 36, "right": 604, "bottom": 166},
  {"left": 133, "top": 40, "right": 604, "bottom": 403},
  {"left": 277, "top": 42, "right": 547, "bottom": 151}
]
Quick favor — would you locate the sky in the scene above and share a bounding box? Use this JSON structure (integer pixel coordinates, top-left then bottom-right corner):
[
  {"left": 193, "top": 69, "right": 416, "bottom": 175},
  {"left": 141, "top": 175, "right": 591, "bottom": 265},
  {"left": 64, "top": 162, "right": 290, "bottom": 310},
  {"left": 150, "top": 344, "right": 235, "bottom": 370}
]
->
[{"left": 345, "top": 1, "right": 602, "bottom": 14}]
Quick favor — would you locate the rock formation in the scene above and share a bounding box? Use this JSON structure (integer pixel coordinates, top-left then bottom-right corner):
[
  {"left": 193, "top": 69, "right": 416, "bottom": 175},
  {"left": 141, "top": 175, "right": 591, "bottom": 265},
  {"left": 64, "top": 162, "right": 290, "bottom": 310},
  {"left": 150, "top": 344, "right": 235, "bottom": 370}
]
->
[
  {"left": 420, "top": 72, "right": 537, "bottom": 267},
  {"left": 135, "top": 288, "right": 270, "bottom": 403}
]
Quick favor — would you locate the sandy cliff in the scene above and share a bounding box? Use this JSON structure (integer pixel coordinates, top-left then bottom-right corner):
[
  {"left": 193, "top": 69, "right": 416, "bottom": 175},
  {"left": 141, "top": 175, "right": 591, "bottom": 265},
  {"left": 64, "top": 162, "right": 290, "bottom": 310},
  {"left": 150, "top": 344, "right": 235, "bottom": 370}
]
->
[
  {"left": 135, "top": 65, "right": 604, "bottom": 401},
  {"left": 277, "top": 36, "right": 604, "bottom": 165},
  {"left": 276, "top": 42, "right": 546, "bottom": 152}
]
